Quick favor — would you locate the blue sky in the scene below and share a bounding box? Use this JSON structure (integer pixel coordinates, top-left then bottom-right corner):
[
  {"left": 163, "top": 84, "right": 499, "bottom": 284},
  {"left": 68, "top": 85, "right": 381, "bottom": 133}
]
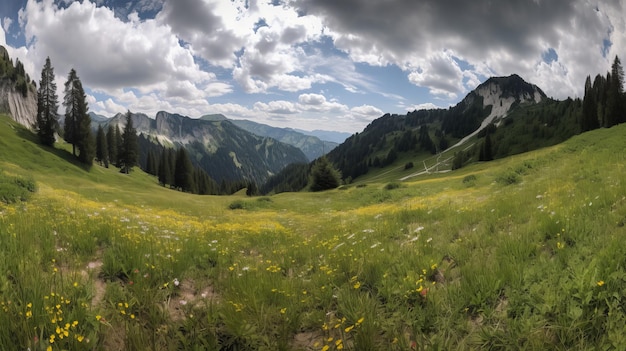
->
[{"left": 0, "top": 0, "right": 623, "bottom": 133}]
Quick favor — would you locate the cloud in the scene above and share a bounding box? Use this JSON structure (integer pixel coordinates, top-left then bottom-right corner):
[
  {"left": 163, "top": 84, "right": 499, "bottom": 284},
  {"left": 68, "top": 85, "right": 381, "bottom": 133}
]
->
[
  {"left": 295, "top": 0, "right": 622, "bottom": 100},
  {"left": 254, "top": 100, "right": 298, "bottom": 114},
  {"left": 0, "top": 23, "right": 5, "bottom": 46},
  {"left": 156, "top": 0, "right": 246, "bottom": 68},
  {"left": 407, "top": 51, "right": 465, "bottom": 99},
  {"left": 350, "top": 105, "right": 383, "bottom": 117},
  {"left": 2, "top": 17, "right": 12, "bottom": 33}
]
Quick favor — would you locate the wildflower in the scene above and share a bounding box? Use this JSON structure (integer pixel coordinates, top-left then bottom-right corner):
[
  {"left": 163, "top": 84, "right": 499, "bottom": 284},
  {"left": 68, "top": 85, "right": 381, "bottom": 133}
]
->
[
  {"left": 344, "top": 325, "right": 354, "bottom": 333},
  {"left": 73, "top": 281, "right": 78, "bottom": 287},
  {"left": 356, "top": 317, "right": 365, "bottom": 324},
  {"left": 353, "top": 281, "right": 361, "bottom": 289},
  {"left": 597, "top": 280, "right": 605, "bottom": 287},
  {"left": 174, "top": 278, "right": 180, "bottom": 287},
  {"left": 280, "top": 308, "right": 287, "bottom": 314},
  {"left": 76, "top": 334, "right": 85, "bottom": 342},
  {"left": 95, "top": 315, "right": 102, "bottom": 321},
  {"left": 321, "top": 346, "right": 330, "bottom": 351},
  {"left": 47, "top": 346, "right": 52, "bottom": 351}
]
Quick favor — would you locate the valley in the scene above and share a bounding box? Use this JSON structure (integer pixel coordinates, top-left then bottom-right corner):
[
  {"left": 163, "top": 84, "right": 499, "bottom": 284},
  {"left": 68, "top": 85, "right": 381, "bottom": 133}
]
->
[{"left": 2, "top": 114, "right": 626, "bottom": 350}]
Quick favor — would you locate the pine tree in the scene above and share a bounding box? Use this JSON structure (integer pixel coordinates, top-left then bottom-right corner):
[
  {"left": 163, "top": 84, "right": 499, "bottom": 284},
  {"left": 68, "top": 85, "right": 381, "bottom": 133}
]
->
[
  {"left": 95, "top": 125, "right": 109, "bottom": 167},
  {"left": 581, "top": 75, "right": 599, "bottom": 132},
  {"left": 158, "top": 148, "right": 172, "bottom": 186},
  {"left": 106, "top": 125, "right": 117, "bottom": 166},
  {"left": 63, "top": 69, "right": 94, "bottom": 164},
  {"left": 174, "top": 147, "right": 194, "bottom": 192},
  {"left": 36, "top": 57, "right": 58, "bottom": 146},
  {"left": 309, "top": 156, "right": 341, "bottom": 192},
  {"left": 63, "top": 69, "right": 80, "bottom": 156},
  {"left": 119, "top": 111, "right": 138, "bottom": 174},
  {"left": 115, "top": 125, "right": 123, "bottom": 168}
]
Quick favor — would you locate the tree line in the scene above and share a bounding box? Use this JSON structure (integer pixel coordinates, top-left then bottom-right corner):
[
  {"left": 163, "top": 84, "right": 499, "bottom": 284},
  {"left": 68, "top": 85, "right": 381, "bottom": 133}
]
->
[{"left": 33, "top": 57, "right": 251, "bottom": 196}]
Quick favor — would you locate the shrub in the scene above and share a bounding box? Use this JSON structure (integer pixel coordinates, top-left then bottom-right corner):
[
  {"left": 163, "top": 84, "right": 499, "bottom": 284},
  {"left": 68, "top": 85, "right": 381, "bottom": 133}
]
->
[
  {"left": 404, "top": 162, "right": 414, "bottom": 170},
  {"left": 229, "top": 200, "right": 245, "bottom": 210},
  {"left": 0, "top": 173, "right": 37, "bottom": 203},
  {"left": 385, "top": 182, "right": 401, "bottom": 190}
]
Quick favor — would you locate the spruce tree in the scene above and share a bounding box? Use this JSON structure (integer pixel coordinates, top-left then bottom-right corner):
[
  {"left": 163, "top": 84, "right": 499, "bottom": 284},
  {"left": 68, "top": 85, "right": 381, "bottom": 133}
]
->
[
  {"left": 158, "top": 148, "right": 172, "bottom": 186},
  {"left": 95, "top": 125, "right": 109, "bottom": 167},
  {"left": 36, "top": 57, "right": 58, "bottom": 146},
  {"left": 581, "top": 75, "right": 599, "bottom": 132},
  {"left": 174, "top": 147, "right": 194, "bottom": 192},
  {"left": 115, "top": 125, "right": 123, "bottom": 168},
  {"left": 63, "top": 69, "right": 80, "bottom": 156},
  {"left": 63, "top": 68, "right": 94, "bottom": 164},
  {"left": 309, "top": 156, "right": 341, "bottom": 192},
  {"left": 119, "top": 111, "right": 138, "bottom": 174},
  {"left": 106, "top": 125, "right": 117, "bottom": 166},
  {"left": 607, "top": 56, "right": 625, "bottom": 125}
]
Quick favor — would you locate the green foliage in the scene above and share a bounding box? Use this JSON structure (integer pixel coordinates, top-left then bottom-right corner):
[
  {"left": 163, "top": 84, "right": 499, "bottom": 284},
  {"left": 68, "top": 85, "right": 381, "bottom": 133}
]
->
[
  {"left": 384, "top": 182, "right": 401, "bottom": 190},
  {"left": 309, "top": 156, "right": 341, "bottom": 192},
  {"left": 63, "top": 69, "right": 94, "bottom": 165},
  {"left": 0, "top": 171, "right": 37, "bottom": 203},
  {"left": 119, "top": 111, "right": 138, "bottom": 174},
  {"left": 36, "top": 57, "right": 59, "bottom": 146},
  {"left": 95, "top": 125, "right": 109, "bottom": 167},
  {"left": 4, "top": 113, "right": 626, "bottom": 349},
  {"left": 174, "top": 147, "right": 195, "bottom": 192}
]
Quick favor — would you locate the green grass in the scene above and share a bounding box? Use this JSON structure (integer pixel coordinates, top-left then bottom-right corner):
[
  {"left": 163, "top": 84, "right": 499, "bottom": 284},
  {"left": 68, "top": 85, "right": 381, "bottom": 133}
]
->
[{"left": 2, "top": 114, "right": 626, "bottom": 350}]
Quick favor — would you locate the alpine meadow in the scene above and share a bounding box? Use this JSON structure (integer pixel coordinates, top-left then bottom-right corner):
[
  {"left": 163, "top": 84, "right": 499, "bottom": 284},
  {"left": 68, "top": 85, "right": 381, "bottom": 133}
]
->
[{"left": 2, "top": 0, "right": 626, "bottom": 350}]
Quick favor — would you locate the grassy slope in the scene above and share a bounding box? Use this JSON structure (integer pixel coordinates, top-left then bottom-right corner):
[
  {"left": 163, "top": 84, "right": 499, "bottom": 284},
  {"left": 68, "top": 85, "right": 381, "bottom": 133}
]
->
[{"left": 2, "top": 114, "right": 626, "bottom": 350}]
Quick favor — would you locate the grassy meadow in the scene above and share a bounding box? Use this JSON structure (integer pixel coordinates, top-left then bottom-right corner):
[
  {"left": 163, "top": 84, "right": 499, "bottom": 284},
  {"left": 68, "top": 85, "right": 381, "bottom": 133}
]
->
[{"left": 1, "top": 114, "right": 626, "bottom": 350}]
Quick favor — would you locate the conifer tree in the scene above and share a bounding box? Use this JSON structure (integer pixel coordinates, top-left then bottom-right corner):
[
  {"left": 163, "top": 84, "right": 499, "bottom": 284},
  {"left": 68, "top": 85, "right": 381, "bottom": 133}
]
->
[
  {"left": 36, "top": 57, "right": 58, "bottom": 146},
  {"left": 115, "top": 125, "right": 123, "bottom": 168},
  {"left": 106, "top": 125, "right": 117, "bottom": 166},
  {"left": 119, "top": 111, "right": 138, "bottom": 174},
  {"left": 309, "top": 156, "right": 341, "bottom": 192},
  {"left": 158, "top": 148, "right": 172, "bottom": 186},
  {"left": 581, "top": 75, "right": 599, "bottom": 132},
  {"left": 95, "top": 125, "right": 109, "bottom": 167},
  {"left": 62, "top": 69, "right": 94, "bottom": 165},
  {"left": 174, "top": 147, "right": 194, "bottom": 192},
  {"left": 606, "top": 56, "right": 625, "bottom": 125}
]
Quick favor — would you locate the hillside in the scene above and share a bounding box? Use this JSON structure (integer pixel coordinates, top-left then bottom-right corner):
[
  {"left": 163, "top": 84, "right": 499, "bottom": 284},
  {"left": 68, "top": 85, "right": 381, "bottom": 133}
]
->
[
  {"left": 0, "top": 46, "right": 37, "bottom": 128},
  {"left": 324, "top": 74, "right": 571, "bottom": 183},
  {"left": 99, "top": 111, "right": 309, "bottom": 184},
  {"left": 2, "top": 113, "right": 626, "bottom": 349},
  {"left": 230, "top": 119, "right": 338, "bottom": 161}
]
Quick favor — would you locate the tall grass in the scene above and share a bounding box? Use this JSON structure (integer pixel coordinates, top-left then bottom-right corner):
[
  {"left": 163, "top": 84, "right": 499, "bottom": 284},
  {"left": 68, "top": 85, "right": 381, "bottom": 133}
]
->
[{"left": 1, "top": 114, "right": 626, "bottom": 349}]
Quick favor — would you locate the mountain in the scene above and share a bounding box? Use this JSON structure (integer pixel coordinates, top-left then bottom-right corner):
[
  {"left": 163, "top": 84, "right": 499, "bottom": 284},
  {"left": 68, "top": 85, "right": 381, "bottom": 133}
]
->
[
  {"left": 230, "top": 119, "right": 338, "bottom": 161},
  {"left": 0, "top": 46, "right": 37, "bottom": 128},
  {"left": 291, "top": 128, "right": 351, "bottom": 144},
  {"left": 325, "top": 74, "right": 561, "bottom": 181},
  {"left": 102, "top": 111, "right": 309, "bottom": 184}
]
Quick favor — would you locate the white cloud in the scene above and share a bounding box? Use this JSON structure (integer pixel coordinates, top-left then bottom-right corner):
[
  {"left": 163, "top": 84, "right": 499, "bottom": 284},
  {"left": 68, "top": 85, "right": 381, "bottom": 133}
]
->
[
  {"left": 0, "top": 24, "right": 5, "bottom": 47},
  {"left": 407, "top": 51, "right": 465, "bottom": 99},
  {"left": 2, "top": 17, "right": 12, "bottom": 33},
  {"left": 296, "top": 0, "right": 623, "bottom": 100},
  {"left": 253, "top": 100, "right": 298, "bottom": 114},
  {"left": 350, "top": 105, "right": 383, "bottom": 117}
]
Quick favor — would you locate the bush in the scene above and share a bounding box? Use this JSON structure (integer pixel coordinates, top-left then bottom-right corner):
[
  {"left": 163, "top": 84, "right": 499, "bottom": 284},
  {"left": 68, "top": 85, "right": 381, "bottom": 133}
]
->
[
  {"left": 496, "top": 170, "right": 520, "bottom": 185},
  {"left": 228, "top": 200, "right": 245, "bottom": 210},
  {"left": 462, "top": 174, "right": 477, "bottom": 183},
  {"left": 0, "top": 173, "right": 37, "bottom": 203},
  {"left": 385, "top": 182, "right": 401, "bottom": 190},
  {"left": 404, "top": 162, "right": 414, "bottom": 170}
]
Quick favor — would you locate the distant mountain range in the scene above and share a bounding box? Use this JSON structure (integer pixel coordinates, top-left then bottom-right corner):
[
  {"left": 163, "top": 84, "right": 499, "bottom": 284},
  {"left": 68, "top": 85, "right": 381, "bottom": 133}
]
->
[{"left": 96, "top": 111, "right": 311, "bottom": 184}]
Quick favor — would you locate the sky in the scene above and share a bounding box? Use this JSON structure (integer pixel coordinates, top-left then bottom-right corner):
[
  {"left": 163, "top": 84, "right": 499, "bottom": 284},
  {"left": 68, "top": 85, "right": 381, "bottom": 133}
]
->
[{"left": 0, "top": 0, "right": 623, "bottom": 133}]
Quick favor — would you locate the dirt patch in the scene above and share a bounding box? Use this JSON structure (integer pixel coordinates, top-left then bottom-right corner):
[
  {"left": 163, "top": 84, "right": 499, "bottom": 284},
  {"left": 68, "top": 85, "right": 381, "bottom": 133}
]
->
[
  {"left": 292, "top": 330, "right": 324, "bottom": 351},
  {"left": 167, "top": 279, "right": 219, "bottom": 322}
]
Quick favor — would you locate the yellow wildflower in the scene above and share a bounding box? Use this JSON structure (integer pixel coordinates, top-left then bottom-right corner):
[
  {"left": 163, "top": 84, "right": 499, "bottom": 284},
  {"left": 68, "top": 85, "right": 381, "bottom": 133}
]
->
[{"left": 597, "top": 280, "right": 605, "bottom": 287}]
